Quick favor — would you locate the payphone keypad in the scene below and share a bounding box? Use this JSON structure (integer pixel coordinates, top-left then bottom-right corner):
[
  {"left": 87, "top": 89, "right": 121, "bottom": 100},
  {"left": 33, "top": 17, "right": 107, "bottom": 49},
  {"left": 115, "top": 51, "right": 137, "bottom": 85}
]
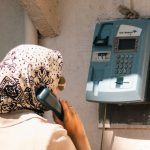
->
[{"left": 115, "top": 54, "right": 133, "bottom": 75}]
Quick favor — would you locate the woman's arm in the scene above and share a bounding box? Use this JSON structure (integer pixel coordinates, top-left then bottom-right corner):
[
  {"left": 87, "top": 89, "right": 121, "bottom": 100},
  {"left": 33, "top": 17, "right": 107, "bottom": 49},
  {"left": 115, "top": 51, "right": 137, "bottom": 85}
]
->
[{"left": 53, "top": 100, "right": 91, "bottom": 150}]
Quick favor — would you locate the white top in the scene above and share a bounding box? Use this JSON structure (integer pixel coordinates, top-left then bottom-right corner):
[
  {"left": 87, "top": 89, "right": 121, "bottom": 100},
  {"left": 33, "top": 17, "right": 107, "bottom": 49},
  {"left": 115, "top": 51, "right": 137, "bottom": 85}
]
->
[{"left": 0, "top": 110, "right": 76, "bottom": 150}]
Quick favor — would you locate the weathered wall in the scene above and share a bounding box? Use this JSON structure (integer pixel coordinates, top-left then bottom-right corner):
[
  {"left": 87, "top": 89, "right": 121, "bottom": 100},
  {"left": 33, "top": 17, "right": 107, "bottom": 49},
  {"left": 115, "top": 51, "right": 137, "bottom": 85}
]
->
[
  {"left": 41, "top": 0, "right": 150, "bottom": 150},
  {"left": 0, "top": 0, "right": 25, "bottom": 60},
  {"left": 21, "top": 0, "right": 60, "bottom": 37}
]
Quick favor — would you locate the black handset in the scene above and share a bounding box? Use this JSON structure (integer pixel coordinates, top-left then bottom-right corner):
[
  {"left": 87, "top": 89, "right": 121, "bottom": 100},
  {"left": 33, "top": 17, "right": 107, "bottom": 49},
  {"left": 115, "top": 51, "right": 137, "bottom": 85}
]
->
[{"left": 36, "top": 86, "right": 64, "bottom": 121}]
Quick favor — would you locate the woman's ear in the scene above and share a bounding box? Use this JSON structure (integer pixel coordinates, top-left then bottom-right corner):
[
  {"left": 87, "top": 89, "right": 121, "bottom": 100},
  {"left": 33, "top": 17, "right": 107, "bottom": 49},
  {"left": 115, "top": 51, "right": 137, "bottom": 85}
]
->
[{"left": 58, "top": 76, "right": 66, "bottom": 91}]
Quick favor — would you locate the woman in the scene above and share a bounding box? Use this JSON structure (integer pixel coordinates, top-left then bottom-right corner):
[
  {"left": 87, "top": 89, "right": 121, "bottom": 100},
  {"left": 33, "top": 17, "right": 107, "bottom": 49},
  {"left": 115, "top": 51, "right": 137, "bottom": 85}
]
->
[{"left": 0, "top": 44, "right": 91, "bottom": 150}]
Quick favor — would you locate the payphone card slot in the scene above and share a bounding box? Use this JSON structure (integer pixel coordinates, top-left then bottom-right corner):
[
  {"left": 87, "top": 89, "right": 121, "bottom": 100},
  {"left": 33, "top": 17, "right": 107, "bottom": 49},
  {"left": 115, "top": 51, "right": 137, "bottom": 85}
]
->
[{"left": 92, "top": 51, "right": 111, "bottom": 62}]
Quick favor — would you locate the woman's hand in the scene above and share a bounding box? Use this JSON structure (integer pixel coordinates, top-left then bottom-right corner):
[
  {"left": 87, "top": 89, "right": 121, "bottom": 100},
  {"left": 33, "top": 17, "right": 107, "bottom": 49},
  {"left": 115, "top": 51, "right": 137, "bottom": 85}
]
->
[
  {"left": 53, "top": 100, "right": 85, "bottom": 137},
  {"left": 53, "top": 100, "right": 91, "bottom": 150}
]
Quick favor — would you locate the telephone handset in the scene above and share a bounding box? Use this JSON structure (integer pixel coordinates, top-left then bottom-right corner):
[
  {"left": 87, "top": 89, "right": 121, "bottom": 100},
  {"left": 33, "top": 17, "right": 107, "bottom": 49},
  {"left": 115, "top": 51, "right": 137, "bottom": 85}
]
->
[
  {"left": 36, "top": 86, "right": 64, "bottom": 121},
  {"left": 93, "top": 23, "right": 113, "bottom": 46}
]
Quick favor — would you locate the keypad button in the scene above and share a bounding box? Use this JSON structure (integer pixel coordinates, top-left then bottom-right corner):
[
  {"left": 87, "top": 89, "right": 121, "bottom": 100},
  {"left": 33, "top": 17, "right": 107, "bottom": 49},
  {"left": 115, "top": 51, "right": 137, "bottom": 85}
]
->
[
  {"left": 119, "top": 64, "right": 123, "bottom": 68},
  {"left": 123, "top": 69, "right": 127, "bottom": 74},
  {"left": 116, "top": 59, "right": 120, "bottom": 64},
  {"left": 117, "top": 55, "right": 121, "bottom": 58},
  {"left": 120, "top": 59, "right": 124, "bottom": 63},
  {"left": 129, "top": 55, "right": 133, "bottom": 58},
  {"left": 123, "top": 64, "right": 128, "bottom": 69},
  {"left": 124, "top": 59, "right": 128, "bottom": 63},
  {"left": 128, "top": 64, "right": 132, "bottom": 68},
  {"left": 121, "top": 55, "right": 125, "bottom": 58},
  {"left": 128, "top": 60, "right": 132, "bottom": 64},
  {"left": 118, "top": 70, "right": 122, "bottom": 74},
  {"left": 125, "top": 55, "right": 129, "bottom": 58}
]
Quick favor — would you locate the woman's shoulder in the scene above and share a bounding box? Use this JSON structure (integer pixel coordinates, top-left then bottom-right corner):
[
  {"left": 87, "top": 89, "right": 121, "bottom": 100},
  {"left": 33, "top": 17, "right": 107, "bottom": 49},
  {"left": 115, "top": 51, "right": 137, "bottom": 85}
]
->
[
  {"left": 30, "top": 115, "right": 76, "bottom": 150},
  {"left": 0, "top": 110, "right": 65, "bottom": 134},
  {"left": 22, "top": 112, "right": 67, "bottom": 138},
  {"left": 34, "top": 117, "right": 66, "bottom": 135},
  {"left": 0, "top": 111, "right": 74, "bottom": 150}
]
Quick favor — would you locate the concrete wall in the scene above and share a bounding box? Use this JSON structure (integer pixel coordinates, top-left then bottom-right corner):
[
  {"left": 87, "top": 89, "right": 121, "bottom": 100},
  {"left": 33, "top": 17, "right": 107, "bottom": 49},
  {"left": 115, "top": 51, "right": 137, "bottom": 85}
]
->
[
  {"left": 0, "top": 0, "right": 25, "bottom": 60},
  {"left": 41, "top": 0, "right": 150, "bottom": 150},
  {"left": 0, "top": 0, "right": 37, "bottom": 61}
]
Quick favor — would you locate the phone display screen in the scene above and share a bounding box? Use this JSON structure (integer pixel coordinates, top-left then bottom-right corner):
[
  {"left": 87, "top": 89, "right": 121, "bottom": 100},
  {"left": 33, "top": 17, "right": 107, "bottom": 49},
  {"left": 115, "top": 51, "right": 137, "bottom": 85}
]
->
[{"left": 118, "top": 39, "right": 136, "bottom": 51}]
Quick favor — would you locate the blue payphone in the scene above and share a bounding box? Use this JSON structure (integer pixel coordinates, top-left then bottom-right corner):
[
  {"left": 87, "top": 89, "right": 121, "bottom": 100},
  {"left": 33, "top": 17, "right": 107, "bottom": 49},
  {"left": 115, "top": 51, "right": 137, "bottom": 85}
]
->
[{"left": 86, "top": 19, "right": 150, "bottom": 103}]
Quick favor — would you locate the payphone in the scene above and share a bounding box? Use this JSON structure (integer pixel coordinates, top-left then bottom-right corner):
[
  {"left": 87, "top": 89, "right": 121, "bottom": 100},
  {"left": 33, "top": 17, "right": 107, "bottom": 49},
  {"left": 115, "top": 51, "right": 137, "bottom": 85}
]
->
[{"left": 86, "top": 19, "right": 150, "bottom": 103}]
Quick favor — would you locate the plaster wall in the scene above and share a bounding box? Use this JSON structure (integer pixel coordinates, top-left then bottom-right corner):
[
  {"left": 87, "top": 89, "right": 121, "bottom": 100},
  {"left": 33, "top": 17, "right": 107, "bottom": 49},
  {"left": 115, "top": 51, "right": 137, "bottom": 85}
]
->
[
  {"left": 0, "top": 0, "right": 25, "bottom": 60},
  {"left": 0, "top": 0, "right": 37, "bottom": 60},
  {"left": 41, "top": 0, "right": 150, "bottom": 150}
]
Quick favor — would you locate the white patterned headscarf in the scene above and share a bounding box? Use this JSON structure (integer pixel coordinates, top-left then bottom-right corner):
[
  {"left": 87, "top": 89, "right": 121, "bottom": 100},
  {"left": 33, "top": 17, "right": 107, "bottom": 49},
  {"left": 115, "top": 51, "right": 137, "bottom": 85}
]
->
[{"left": 0, "top": 44, "right": 63, "bottom": 114}]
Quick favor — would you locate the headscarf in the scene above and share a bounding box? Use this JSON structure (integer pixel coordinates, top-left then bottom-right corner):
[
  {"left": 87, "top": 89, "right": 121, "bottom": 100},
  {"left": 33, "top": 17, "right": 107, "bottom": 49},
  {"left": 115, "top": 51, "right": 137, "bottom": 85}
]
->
[{"left": 0, "top": 44, "right": 63, "bottom": 114}]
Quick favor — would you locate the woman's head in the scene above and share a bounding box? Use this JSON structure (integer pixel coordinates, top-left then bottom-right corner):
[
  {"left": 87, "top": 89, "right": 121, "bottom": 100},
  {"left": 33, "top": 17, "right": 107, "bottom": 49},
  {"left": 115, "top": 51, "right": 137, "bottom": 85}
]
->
[{"left": 0, "top": 44, "right": 63, "bottom": 114}]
